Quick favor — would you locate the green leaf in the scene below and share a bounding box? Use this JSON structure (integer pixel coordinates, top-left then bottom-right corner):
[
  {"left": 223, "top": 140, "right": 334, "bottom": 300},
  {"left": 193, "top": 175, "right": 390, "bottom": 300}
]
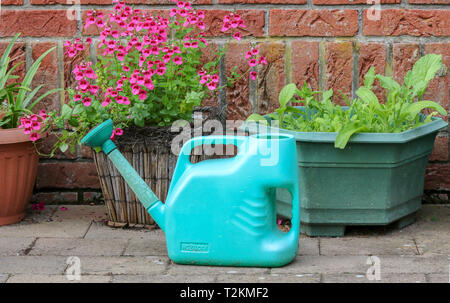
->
[
  {"left": 59, "top": 143, "right": 69, "bottom": 153},
  {"left": 61, "top": 104, "right": 72, "bottom": 119},
  {"left": 335, "top": 123, "right": 367, "bottom": 149},
  {"left": 402, "top": 101, "right": 447, "bottom": 120},
  {"left": 376, "top": 75, "right": 401, "bottom": 92},
  {"left": 363, "top": 67, "right": 376, "bottom": 89},
  {"left": 408, "top": 54, "right": 442, "bottom": 88},
  {"left": 278, "top": 83, "right": 297, "bottom": 107},
  {"left": 246, "top": 113, "right": 268, "bottom": 125},
  {"left": 356, "top": 86, "right": 380, "bottom": 108}
]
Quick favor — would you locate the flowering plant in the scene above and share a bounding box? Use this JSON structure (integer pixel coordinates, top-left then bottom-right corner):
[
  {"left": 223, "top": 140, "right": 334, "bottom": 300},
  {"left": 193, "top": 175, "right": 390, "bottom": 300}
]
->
[
  {"left": 47, "top": 0, "right": 267, "bottom": 154},
  {"left": 0, "top": 33, "right": 60, "bottom": 142}
]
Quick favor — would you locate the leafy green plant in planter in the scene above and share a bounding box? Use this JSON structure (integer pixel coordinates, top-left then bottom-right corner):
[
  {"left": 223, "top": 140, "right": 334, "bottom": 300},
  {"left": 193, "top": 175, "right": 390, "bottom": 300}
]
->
[
  {"left": 0, "top": 33, "right": 60, "bottom": 225},
  {"left": 244, "top": 54, "right": 448, "bottom": 237},
  {"left": 248, "top": 54, "right": 447, "bottom": 149}
]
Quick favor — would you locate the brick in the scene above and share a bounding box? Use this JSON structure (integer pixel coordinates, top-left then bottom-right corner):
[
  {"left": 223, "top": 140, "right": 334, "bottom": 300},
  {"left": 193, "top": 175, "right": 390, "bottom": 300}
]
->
[
  {"left": 0, "top": 42, "right": 26, "bottom": 84},
  {"left": 359, "top": 42, "right": 386, "bottom": 102},
  {"left": 409, "top": 0, "right": 450, "bottom": 3},
  {"left": 425, "top": 163, "right": 450, "bottom": 191},
  {"left": 363, "top": 10, "right": 450, "bottom": 37},
  {"left": 82, "top": 191, "right": 102, "bottom": 202},
  {"left": 31, "top": 192, "right": 79, "bottom": 204},
  {"left": 256, "top": 42, "right": 285, "bottom": 115},
  {"left": 36, "top": 162, "right": 100, "bottom": 189},
  {"left": 325, "top": 41, "right": 354, "bottom": 105},
  {"left": 424, "top": 43, "right": 450, "bottom": 120},
  {"left": 220, "top": 0, "right": 306, "bottom": 3},
  {"left": 226, "top": 42, "right": 252, "bottom": 121},
  {"left": 31, "top": 0, "right": 211, "bottom": 3},
  {"left": 269, "top": 10, "right": 359, "bottom": 37},
  {"left": 202, "top": 10, "right": 265, "bottom": 38},
  {"left": 292, "top": 41, "right": 319, "bottom": 92},
  {"left": 393, "top": 43, "right": 420, "bottom": 83},
  {"left": 1, "top": 0, "right": 24, "bottom": 4},
  {"left": 0, "top": 10, "right": 77, "bottom": 37},
  {"left": 315, "top": 0, "right": 400, "bottom": 3},
  {"left": 31, "top": 42, "right": 59, "bottom": 113},
  {"left": 430, "top": 135, "right": 449, "bottom": 162}
]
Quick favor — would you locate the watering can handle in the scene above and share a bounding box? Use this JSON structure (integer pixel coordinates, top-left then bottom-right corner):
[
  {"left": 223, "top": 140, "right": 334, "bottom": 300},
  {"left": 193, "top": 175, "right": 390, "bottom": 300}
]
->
[{"left": 169, "top": 136, "right": 248, "bottom": 195}]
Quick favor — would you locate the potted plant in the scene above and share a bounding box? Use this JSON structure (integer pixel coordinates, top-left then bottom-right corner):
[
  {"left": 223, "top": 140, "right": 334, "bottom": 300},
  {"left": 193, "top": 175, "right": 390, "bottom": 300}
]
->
[
  {"left": 243, "top": 54, "right": 448, "bottom": 236},
  {"left": 48, "top": 0, "right": 266, "bottom": 227},
  {"left": 0, "top": 33, "right": 59, "bottom": 225}
]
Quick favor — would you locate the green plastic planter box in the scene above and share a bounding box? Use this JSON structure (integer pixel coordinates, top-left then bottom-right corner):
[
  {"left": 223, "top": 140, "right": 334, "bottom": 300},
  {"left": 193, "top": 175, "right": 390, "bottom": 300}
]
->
[{"left": 241, "top": 108, "right": 448, "bottom": 237}]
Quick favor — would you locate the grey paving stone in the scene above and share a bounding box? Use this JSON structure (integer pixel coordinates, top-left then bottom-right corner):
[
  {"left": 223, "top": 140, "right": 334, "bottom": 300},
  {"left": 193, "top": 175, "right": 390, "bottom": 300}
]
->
[
  {"left": 124, "top": 234, "right": 167, "bottom": 256},
  {"left": 51, "top": 205, "right": 107, "bottom": 222},
  {"left": 0, "top": 274, "right": 9, "bottom": 283},
  {"left": 0, "top": 256, "right": 67, "bottom": 275},
  {"left": 272, "top": 255, "right": 368, "bottom": 274},
  {"left": 320, "top": 237, "right": 418, "bottom": 256},
  {"left": 427, "top": 274, "right": 450, "bottom": 283},
  {"left": 0, "top": 219, "right": 93, "bottom": 238},
  {"left": 322, "top": 273, "right": 427, "bottom": 283},
  {"left": 6, "top": 274, "right": 112, "bottom": 283},
  {"left": 415, "top": 235, "right": 450, "bottom": 257},
  {"left": 167, "top": 263, "right": 269, "bottom": 276},
  {"left": 392, "top": 205, "right": 450, "bottom": 238},
  {"left": 84, "top": 221, "right": 158, "bottom": 239},
  {"left": 216, "top": 273, "right": 320, "bottom": 283},
  {"left": 79, "top": 256, "right": 168, "bottom": 275},
  {"left": 298, "top": 236, "right": 319, "bottom": 256},
  {"left": 0, "top": 237, "right": 35, "bottom": 256},
  {"left": 113, "top": 274, "right": 216, "bottom": 283},
  {"left": 29, "top": 238, "right": 129, "bottom": 257}
]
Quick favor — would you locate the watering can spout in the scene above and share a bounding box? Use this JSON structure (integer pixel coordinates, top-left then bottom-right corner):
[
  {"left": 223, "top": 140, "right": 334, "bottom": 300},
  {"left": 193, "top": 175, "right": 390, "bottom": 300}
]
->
[{"left": 81, "top": 119, "right": 166, "bottom": 231}]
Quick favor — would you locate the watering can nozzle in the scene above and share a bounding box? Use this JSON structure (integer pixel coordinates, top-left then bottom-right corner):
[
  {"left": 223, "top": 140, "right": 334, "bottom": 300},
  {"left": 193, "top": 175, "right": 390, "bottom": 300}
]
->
[{"left": 80, "top": 119, "right": 117, "bottom": 155}]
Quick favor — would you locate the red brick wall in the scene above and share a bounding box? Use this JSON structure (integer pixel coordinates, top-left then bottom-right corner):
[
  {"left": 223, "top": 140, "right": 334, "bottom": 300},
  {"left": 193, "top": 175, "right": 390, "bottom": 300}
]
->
[{"left": 0, "top": 0, "right": 448, "bottom": 203}]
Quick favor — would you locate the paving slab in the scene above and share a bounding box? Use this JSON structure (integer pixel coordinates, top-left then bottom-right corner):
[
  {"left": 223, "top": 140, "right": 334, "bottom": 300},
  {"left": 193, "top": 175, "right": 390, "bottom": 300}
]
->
[
  {"left": 415, "top": 235, "right": 450, "bottom": 257},
  {"left": 319, "top": 237, "right": 418, "bottom": 256},
  {"left": 298, "top": 236, "right": 319, "bottom": 256},
  {"left": 124, "top": 234, "right": 167, "bottom": 256},
  {"left": 0, "top": 256, "right": 67, "bottom": 275},
  {"left": 6, "top": 274, "right": 112, "bottom": 283},
  {"left": 167, "top": 263, "right": 269, "bottom": 276},
  {"left": 427, "top": 274, "right": 450, "bottom": 283},
  {"left": 113, "top": 274, "right": 216, "bottom": 283},
  {"left": 216, "top": 273, "right": 320, "bottom": 283},
  {"left": 84, "top": 221, "right": 157, "bottom": 239},
  {"left": 0, "top": 274, "right": 9, "bottom": 283},
  {"left": 393, "top": 205, "right": 450, "bottom": 237},
  {"left": 78, "top": 256, "right": 168, "bottom": 275},
  {"left": 271, "top": 255, "right": 368, "bottom": 275},
  {"left": 322, "top": 273, "right": 427, "bottom": 283},
  {"left": 0, "top": 237, "right": 35, "bottom": 256},
  {"left": 29, "top": 238, "right": 129, "bottom": 257}
]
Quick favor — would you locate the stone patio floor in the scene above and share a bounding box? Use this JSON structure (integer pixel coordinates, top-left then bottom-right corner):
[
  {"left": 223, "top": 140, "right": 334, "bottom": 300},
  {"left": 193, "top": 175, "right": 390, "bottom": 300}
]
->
[{"left": 0, "top": 204, "right": 449, "bottom": 283}]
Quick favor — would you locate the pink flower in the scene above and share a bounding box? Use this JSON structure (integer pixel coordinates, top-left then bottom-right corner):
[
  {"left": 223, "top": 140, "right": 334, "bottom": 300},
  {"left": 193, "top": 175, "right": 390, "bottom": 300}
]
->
[
  {"left": 114, "top": 128, "right": 124, "bottom": 136},
  {"left": 31, "top": 202, "right": 45, "bottom": 211},
  {"left": 173, "top": 56, "right": 183, "bottom": 65},
  {"left": 250, "top": 71, "right": 258, "bottom": 80},
  {"left": 233, "top": 32, "right": 242, "bottom": 41},
  {"left": 60, "top": 207, "right": 68, "bottom": 211},
  {"left": 207, "top": 81, "right": 217, "bottom": 90},
  {"left": 211, "top": 74, "right": 219, "bottom": 83},
  {"left": 30, "top": 132, "right": 40, "bottom": 142},
  {"left": 101, "top": 98, "right": 112, "bottom": 107},
  {"left": 82, "top": 97, "right": 92, "bottom": 106},
  {"left": 258, "top": 56, "right": 268, "bottom": 65},
  {"left": 221, "top": 22, "right": 231, "bottom": 33},
  {"left": 74, "top": 94, "right": 82, "bottom": 102},
  {"left": 138, "top": 90, "right": 147, "bottom": 100},
  {"left": 248, "top": 58, "right": 257, "bottom": 67}
]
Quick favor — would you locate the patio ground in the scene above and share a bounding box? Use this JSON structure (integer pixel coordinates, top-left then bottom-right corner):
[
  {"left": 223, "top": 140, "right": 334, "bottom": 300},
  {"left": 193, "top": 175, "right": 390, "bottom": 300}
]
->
[{"left": 0, "top": 204, "right": 449, "bottom": 283}]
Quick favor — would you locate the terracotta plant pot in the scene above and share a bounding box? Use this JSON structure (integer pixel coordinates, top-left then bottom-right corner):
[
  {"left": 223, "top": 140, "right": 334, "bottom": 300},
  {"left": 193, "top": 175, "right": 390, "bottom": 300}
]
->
[{"left": 0, "top": 128, "right": 39, "bottom": 225}]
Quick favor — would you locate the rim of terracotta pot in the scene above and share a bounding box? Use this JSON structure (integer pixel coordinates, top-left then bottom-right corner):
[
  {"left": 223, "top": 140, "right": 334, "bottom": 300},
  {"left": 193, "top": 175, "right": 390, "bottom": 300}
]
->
[{"left": 0, "top": 127, "right": 33, "bottom": 144}]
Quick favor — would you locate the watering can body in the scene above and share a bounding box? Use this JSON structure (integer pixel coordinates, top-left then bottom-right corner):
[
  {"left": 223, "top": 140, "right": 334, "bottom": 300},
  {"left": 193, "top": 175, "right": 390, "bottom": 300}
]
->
[{"left": 81, "top": 120, "right": 300, "bottom": 267}]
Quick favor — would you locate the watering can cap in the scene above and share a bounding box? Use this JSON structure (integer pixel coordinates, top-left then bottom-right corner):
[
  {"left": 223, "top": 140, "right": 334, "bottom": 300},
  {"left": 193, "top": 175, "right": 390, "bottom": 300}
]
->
[{"left": 81, "top": 119, "right": 114, "bottom": 149}]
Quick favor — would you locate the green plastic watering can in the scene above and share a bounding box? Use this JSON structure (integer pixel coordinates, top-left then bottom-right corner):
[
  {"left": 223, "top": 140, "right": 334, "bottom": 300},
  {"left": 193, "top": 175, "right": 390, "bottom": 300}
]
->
[{"left": 81, "top": 119, "right": 300, "bottom": 267}]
